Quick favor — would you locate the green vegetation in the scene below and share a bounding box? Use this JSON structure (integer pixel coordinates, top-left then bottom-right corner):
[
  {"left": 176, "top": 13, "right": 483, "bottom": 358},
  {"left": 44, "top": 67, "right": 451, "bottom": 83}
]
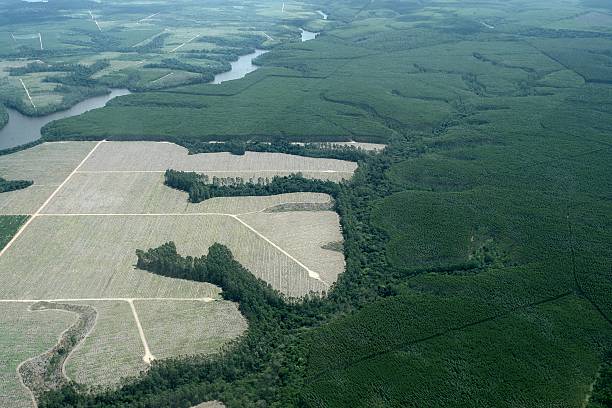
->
[
  {"left": 0, "top": 104, "right": 7, "bottom": 130},
  {"left": 589, "top": 353, "right": 612, "bottom": 407},
  {"left": 0, "top": 0, "right": 321, "bottom": 115},
  {"left": 165, "top": 171, "right": 339, "bottom": 202},
  {"left": 0, "top": 177, "right": 33, "bottom": 193},
  {"left": 0, "top": 215, "right": 27, "bottom": 250},
  {"left": 4, "top": 0, "right": 612, "bottom": 406}
]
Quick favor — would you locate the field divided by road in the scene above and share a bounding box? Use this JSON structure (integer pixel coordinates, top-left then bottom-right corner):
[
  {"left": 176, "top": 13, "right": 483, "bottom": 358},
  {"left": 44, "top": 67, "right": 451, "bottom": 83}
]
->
[{"left": 0, "top": 140, "right": 351, "bottom": 406}]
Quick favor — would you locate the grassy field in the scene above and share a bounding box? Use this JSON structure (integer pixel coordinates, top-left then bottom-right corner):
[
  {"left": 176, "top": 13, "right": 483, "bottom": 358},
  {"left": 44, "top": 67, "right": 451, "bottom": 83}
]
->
[
  {"left": 239, "top": 211, "right": 345, "bottom": 285},
  {"left": 0, "top": 215, "right": 222, "bottom": 299},
  {"left": 43, "top": 172, "right": 333, "bottom": 215}
]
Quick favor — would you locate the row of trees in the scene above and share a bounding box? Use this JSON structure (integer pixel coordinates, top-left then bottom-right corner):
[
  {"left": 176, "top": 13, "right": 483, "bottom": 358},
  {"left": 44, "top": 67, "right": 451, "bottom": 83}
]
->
[
  {"left": 182, "top": 139, "right": 373, "bottom": 162},
  {"left": 0, "top": 177, "right": 33, "bottom": 193},
  {"left": 144, "top": 59, "right": 231, "bottom": 83},
  {"left": 164, "top": 171, "right": 340, "bottom": 202}
]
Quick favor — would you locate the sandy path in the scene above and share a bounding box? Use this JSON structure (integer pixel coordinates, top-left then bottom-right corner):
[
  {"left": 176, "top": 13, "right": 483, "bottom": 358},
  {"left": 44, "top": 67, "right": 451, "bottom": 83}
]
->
[
  {"left": 19, "top": 79, "right": 36, "bottom": 109},
  {"left": 127, "top": 300, "right": 155, "bottom": 364},
  {"left": 171, "top": 34, "right": 200, "bottom": 52},
  {"left": 138, "top": 12, "right": 161, "bottom": 24}
]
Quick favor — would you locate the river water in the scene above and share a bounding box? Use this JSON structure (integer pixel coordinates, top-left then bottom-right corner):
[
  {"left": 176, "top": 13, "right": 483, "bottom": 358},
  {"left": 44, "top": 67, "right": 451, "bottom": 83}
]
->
[
  {"left": 300, "top": 29, "right": 318, "bottom": 42},
  {"left": 0, "top": 49, "right": 271, "bottom": 150},
  {"left": 0, "top": 89, "right": 131, "bottom": 150},
  {"left": 212, "top": 49, "right": 268, "bottom": 84}
]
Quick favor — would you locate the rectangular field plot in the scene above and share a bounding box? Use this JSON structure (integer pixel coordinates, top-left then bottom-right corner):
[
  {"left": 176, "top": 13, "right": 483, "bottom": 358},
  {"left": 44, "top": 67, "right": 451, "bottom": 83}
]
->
[
  {"left": 0, "top": 186, "right": 56, "bottom": 215},
  {"left": 64, "top": 301, "right": 147, "bottom": 387},
  {"left": 239, "top": 211, "right": 345, "bottom": 285},
  {"left": 134, "top": 300, "right": 247, "bottom": 360},
  {"left": 43, "top": 172, "right": 333, "bottom": 215},
  {"left": 0, "top": 216, "right": 220, "bottom": 300},
  {"left": 0, "top": 142, "right": 95, "bottom": 215},
  {"left": 79, "top": 141, "right": 357, "bottom": 178},
  {"left": 0, "top": 142, "right": 95, "bottom": 185},
  {"left": 0, "top": 303, "right": 75, "bottom": 408},
  {"left": 0, "top": 213, "right": 328, "bottom": 299}
]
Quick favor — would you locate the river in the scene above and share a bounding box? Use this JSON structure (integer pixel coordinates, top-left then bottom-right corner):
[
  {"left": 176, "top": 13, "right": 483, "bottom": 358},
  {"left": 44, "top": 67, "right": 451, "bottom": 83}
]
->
[
  {"left": 300, "top": 29, "right": 318, "bottom": 42},
  {"left": 0, "top": 49, "right": 271, "bottom": 150},
  {"left": 212, "top": 49, "right": 268, "bottom": 84},
  {"left": 0, "top": 89, "right": 131, "bottom": 150}
]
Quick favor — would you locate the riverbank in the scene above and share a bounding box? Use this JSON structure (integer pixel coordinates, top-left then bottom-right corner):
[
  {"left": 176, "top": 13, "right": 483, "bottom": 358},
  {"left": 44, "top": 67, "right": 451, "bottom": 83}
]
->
[
  {"left": 0, "top": 48, "right": 271, "bottom": 151},
  {"left": 0, "top": 89, "right": 130, "bottom": 151}
]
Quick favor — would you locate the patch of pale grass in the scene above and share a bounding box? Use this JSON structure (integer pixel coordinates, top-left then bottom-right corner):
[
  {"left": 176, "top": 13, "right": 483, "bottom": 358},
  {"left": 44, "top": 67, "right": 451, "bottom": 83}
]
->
[
  {"left": 0, "top": 186, "right": 57, "bottom": 215},
  {"left": 239, "top": 211, "right": 345, "bottom": 285},
  {"left": 0, "top": 142, "right": 95, "bottom": 185},
  {"left": 0, "top": 213, "right": 326, "bottom": 299},
  {"left": 0, "top": 215, "right": 220, "bottom": 300},
  {"left": 43, "top": 172, "right": 333, "bottom": 215},
  {"left": 135, "top": 300, "right": 246, "bottom": 360},
  {"left": 65, "top": 301, "right": 147, "bottom": 387},
  {"left": 79, "top": 141, "right": 357, "bottom": 177}
]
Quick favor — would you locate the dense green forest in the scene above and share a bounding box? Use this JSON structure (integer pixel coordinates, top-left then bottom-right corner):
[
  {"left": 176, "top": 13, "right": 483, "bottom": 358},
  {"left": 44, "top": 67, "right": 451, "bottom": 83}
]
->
[
  {"left": 165, "top": 171, "right": 340, "bottom": 202},
  {"left": 0, "top": 177, "right": 33, "bottom": 193},
  {"left": 0, "top": 216, "right": 27, "bottom": 249},
  {"left": 16, "top": 0, "right": 612, "bottom": 406}
]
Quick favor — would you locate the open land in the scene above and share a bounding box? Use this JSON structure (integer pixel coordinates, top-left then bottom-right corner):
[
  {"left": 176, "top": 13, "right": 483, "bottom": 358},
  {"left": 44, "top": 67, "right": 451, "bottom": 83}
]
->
[
  {"left": 0, "top": 140, "right": 349, "bottom": 406},
  {"left": 0, "top": 0, "right": 611, "bottom": 407}
]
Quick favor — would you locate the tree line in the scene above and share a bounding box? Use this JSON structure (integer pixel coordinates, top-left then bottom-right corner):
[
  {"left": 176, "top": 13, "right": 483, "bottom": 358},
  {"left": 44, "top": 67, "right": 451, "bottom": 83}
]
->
[
  {"left": 165, "top": 171, "right": 340, "bottom": 202},
  {"left": 0, "top": 177, "right": 33, "bottom": 193},
  {"left": 182, "top": 139, "right": 373, "bottom": 162}
]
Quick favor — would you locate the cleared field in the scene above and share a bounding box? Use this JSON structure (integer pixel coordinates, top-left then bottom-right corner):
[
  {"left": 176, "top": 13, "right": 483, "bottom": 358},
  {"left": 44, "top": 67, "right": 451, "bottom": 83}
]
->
[
  {"left": 0, "top": 142, "right": 95, "bottom": 214},
  {"left": 0, "top": 142, "right": 95, "bottom": 185},
  {"left": 135, "top": 300, "right": 247, "bottom": 360},
  {"left": 239, "top": 211, "right": 345, "bottom": 285},
  {"left": 79, "top": 141, "right": 357, "bottom": 176},
  {"left": 0, "top": 303, "right": 75, "bottom": 408},
  {"left": 0, "top": 213, "right": 328, "bottom": 299},
  {"left": 0, "top": 138, "right": 346, "bottom": 402},
  {"left": 64, "top": 301, "right": 147, "bottom": 387},
  {"left": 0, "top": 215, "right": 220, "bottom": 300},
  {"left": 43, "top": 172, "right": 333, "bottom": 215},
  {"left": 0, "top": 186, "right": 57, "bottom": 215}
]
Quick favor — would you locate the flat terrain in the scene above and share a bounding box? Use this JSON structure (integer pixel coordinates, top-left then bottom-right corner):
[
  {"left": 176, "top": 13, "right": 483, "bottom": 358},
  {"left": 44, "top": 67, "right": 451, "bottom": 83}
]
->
[
  {"left": 0, "top": 140, "right": 347, "bottom": 405},
  {"left": 0, "top": 0, "right": 327, "bottom": 114},
  {"left": 0, "top": 303, "right": 75, "bottom": 408},
  {"left": 78, "top": 141, "right": 356, "bottom": 176}
]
